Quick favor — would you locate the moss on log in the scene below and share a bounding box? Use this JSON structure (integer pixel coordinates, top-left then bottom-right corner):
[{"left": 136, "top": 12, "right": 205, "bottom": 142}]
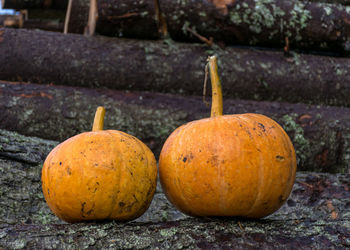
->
[
  {"left": 0, "top": 133, "right": 349, "bottom": 248},
  {"left": 1, "top": 81, "right": 350, "bottom": 173},
  {"left": 1, "top": 28, "right": 350, "bottom": 107},
  {"left": 161, "top": 0, "right": 350, "bottom": 53}
]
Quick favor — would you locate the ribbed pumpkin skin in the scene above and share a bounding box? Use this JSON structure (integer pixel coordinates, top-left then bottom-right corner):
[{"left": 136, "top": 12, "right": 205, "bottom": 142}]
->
[
  {"left": 42, "top": 130, "right": 157, "bottom": 223},
  {"left": 159, "top": 113, "right": 296, "bottom": 218}
]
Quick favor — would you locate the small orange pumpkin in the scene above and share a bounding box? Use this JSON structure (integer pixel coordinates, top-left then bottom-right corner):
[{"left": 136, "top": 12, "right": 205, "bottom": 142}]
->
[
  {"left": 41, "top": 107, "right": 157, "bottom": 222},
  {"left": 159, "top": 56, "right": 296, "bottom": 218}
]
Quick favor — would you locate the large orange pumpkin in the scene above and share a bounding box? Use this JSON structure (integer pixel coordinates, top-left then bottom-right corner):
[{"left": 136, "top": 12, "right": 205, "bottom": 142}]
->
[
  {"left": 42, "top": 107, "right": 157, "bottom": 222},
  {"left": 159, "top": 56, "right": 296, "bottom": 218}
]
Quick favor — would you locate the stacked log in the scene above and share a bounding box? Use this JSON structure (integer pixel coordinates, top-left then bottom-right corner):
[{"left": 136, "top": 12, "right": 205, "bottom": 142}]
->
[
  {"left": 84, "top": 0, "right": 350, "bottom": 53},
  {"left": 0, "top": 28, "right": 350, "bottom": 107},
  {"left": 95, "top": 0, "right": 161, "bottom": 39},
  {"left": 2, "top": 0, "right": 68, "bottom": 10},
  {"left": 0, "top": 14, "right": 63, "bottom": 31},
  {"left": 3, "top": 0, "right": 350, "bottom": 53},
  {"left": 160, "top": 0, "right": 350, "bottom": 53},
  {"left": 1, "top": 80, "right": 350, "bottom": 173}
]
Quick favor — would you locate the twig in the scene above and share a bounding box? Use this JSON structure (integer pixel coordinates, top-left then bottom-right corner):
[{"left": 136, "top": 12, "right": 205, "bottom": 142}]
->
[
  {"left": 63, "top": 0, "right": 73, "bottom": 34},
  {"left": 186, "top": 27, "right": 214, "bottom": 47},
  {"left": 284, "top": 36, "right": 291, "bottom": 57},
  {"left": 85, "top": 0, "right": 98, "bottom": 36},
  {"left": 107, "top": 13, "right": 139, "bottom": 20}
]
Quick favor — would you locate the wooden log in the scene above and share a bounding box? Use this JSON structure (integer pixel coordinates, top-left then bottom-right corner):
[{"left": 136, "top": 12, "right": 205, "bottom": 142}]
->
[
  {"left": 95, "top": 0, "right": 161, "bottom": 39},
  {"left": 302, "top": 0, "right": 350, "bottom": 5},
  {"left": 23, "top": 18, "right": 63, "bottom": 32},
  {"left": 1, "top": 80, "right": 350, "bottom": 173},
  {"left": 2, "top": 0, "right": 68, "bottom": 10},
  {"left": 1, "top": 212, "right": 349, "bottom": 248},
  {"left": 0, "top": 129, "right": 349, "bottom": 249},
  {"left": 160, "top": 0, "right": 350, "bottom": 53},
  {"left": 1, "top": 28, "right": 350, "bottom": 107},
  {"left": 27, "top": 9, "right": 66, "bottom": 21}
]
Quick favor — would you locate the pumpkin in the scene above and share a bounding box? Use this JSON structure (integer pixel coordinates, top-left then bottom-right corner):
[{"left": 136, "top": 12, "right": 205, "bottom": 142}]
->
[
  {"left": 41, "top": 107, "right": 157, "bottom": 222},
  {"left": 159, "top": 56, "right": 296, "bottom": 218}
]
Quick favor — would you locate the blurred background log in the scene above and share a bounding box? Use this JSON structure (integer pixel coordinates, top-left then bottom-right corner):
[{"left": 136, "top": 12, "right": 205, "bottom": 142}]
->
[
  {"left": 23, "top": 18, "right": 63, "bottom": 31},
  {"left": 0, "top": 14, "right": 22, "bottom": 28},
  {"left": 302, "top": 0, "right": 350, "bottom": 5},
  {"left": 2, "top": 0, "right": 68, "bottom": 10},
  {"left": 95, "top": 0, "right": 161, "bottom": 39},
  {"left": 1, "top": 80, "right": 350, "bottom": 173},
  {"left": 0, "top": 14, "right": 63, "bottom": 31},
  {"left": 1, "top": 28, "right": 350, "bottom": 107},
  {"left": 160, "top": 0, "right": 350, "bottom": 53}
]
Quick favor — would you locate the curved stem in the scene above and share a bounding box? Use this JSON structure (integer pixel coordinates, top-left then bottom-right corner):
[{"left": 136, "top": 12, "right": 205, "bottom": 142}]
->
[
  {"left": 92, "top": 106, "right": 105, "bottom": 131},
  {"left": 208, "top": 56, "right": 223, "bottom": 117}
]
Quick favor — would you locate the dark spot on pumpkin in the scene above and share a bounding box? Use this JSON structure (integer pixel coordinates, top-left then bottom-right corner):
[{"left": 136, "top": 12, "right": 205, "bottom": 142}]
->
[
  {"left": 258, "top": 123, "right": 266, "bottom": 132},
  {"left": 47, "top": 189, "right": 50, "bottom": 195},
  {"left": 119, "top": 202, "right": 125, "bottom": 207},
  {"left": 86, "top": 209, "right": 94, "bottom": 215},
  {"left": 59, "top": 162, "right": 62, "bottom": 165},
  {"left": 81, "top": 202, "right": 86, "bottom": 217},
  {"left": 245, "top": 129, "right": 254, "bottom": 139},
  {"left": 183, "top": 157, "right": 187, "bottom": 163},
  {"left": 279, "top": 195, "right": 285, "bottom": 204},
  {"left": 276, "top": 155, "right": 285, "bottom": 162},
  {"left": 94, "top": 163, "right": 99, "bottom": 166},
  {"left": 66, "top": 167, "right": 71, "bottom": 175}
]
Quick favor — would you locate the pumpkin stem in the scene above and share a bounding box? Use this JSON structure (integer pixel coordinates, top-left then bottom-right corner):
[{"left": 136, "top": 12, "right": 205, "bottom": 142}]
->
[
  {"left": 208, "top": 56, "right": 223, "bottom": 117},
  {"left": 92, "top": 106, "right": 106, "bottom": 131}
]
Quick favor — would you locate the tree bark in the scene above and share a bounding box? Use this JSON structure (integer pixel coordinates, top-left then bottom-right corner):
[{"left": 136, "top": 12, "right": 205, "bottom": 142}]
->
[
  {"left": 0, "top": 134, "right": 349, "bottom": 248},
  {"left": 302, "top": 0, "right": 350, "bottom": 5},
  {"left": 0, "top": 130, "right": 349, "bottom": 248},
  {"left": 1, "top": 80, "right": 350, "bottom": 173},
  {"left": 23, "top": 18, "right": 64, "bottom": 32},
  {"left": 2, "top": 0, "right": 68, "bottom": 10},
  {"left": 161, "top": 0, "right": 350, "bottom": 53},
  {"left": 95, "top": 0, "right": 161, "bottom": 39},
  {"left": 27, "top": 9, "right": 66, "bottom": 21},
  {"left": 1, "top": 28, "right": 350, "bottom": 107}
]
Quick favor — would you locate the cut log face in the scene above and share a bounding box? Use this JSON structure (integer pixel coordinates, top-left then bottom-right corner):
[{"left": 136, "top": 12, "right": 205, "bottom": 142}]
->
[
  {"left": 96, "top": 0, "right": 160, "bottom": 39},
  {"left": 1, "top": 80, "right": 350, "bottom": 173}
]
